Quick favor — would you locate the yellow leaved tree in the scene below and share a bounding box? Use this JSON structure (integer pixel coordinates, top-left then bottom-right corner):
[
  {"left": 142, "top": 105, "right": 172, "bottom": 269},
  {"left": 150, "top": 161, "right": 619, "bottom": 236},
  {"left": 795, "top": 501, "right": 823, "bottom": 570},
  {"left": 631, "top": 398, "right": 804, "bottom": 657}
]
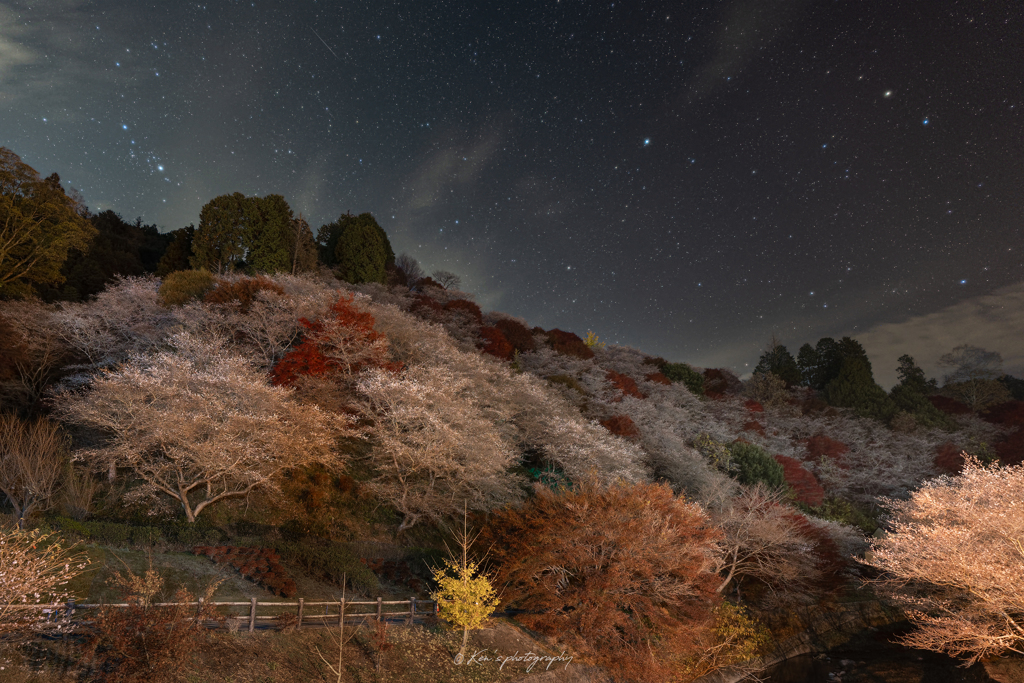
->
[{"left": 430, "top": 506, "right": 500, "bottom": 664}]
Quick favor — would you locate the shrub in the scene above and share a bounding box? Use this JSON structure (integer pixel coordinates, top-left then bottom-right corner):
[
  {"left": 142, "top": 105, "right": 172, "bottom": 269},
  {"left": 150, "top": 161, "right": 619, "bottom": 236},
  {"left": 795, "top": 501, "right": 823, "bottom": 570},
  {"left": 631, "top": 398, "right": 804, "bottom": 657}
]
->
[
  {"left": 483, "top": 480, "right": 721, "bottom": 683},
  {"left": 157, "top": 269, "right": 214, "bottom": 306},
  {"left": 443, "top": 298, "right": 483, "bottom": 324},
  {"left": 0, "top": 528, "right": 89, "bottom": 638},
  {"left": 728, "top": 442, "right": 787, "bottom": 490},
  {"left": 479, "top": 326, "right": 513, "bottom": 360},
  {"left": 493, "top": 318, "right": 535, "bottom": 353},
  {"left": 275, "top": 538, "right": 379, "bottom": 595},
  {"left": 203, "top": 275, "right": 285, "bottom": 312},
  {"left": 662, "top": 362, "right": 705, "bottom": 396},
  {"left": 543, "top": 328, "right": 594, "bottom": 359},
  {"left": 606, "top": 369, "right": 645, "bottom": 400},
  {"left": 600, "top": 414, "right": 640, "bottom": 438},
  {"left": 82, "top": 565, "right": 221, "bottom": 682}
]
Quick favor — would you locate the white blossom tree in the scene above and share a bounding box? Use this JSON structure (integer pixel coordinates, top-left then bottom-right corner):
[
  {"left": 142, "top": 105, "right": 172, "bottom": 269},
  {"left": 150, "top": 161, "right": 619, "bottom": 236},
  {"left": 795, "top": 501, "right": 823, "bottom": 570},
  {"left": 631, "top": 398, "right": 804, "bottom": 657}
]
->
[
  {"left": 863, "top": 456, "right": 1024, "bottom": 663},
  {"left": 57, "top": 332, "right": 351, "bottom": 522}
]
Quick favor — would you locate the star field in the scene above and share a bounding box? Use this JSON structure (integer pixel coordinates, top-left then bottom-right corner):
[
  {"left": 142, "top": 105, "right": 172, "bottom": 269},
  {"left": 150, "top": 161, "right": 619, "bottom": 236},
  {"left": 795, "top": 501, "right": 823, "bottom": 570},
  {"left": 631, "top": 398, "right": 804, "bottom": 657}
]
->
[{"left": 1, "top": 0, "right": 1021, "bottom": 375}]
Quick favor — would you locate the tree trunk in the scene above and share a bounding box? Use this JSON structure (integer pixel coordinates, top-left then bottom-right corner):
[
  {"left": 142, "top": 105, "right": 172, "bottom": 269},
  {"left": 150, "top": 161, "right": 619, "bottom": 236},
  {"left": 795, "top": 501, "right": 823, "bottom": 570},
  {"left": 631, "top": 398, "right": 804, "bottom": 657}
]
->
[{"left": 456, "top": 626, "right": 469, "bottom": 664}]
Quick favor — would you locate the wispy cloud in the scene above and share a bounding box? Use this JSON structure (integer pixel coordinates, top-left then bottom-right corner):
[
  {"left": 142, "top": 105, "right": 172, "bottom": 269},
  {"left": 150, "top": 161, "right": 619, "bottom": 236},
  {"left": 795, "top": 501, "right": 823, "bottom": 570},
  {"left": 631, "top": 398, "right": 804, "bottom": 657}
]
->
[
  {"left": 688, "top": 0, "right": 808, "bottom": 100},
  {"left": 854, "top": 282, "right": 1024, "bottom": 389}
]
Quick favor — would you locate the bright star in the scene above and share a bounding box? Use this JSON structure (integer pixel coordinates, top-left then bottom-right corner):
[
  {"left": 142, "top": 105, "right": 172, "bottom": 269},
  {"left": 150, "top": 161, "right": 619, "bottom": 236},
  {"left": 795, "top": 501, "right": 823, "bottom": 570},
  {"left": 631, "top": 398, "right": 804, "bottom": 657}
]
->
[
  {"left": 157, "top": 165, "right": 164, "bottom": 171},
  {"left": 643, "top": 138, "right": 650, "bottom": 146},
  {"left": 884, "top": 90, "right": 893, "bottom": 97},
  {"left": 922, "top": 118, "right": 930, "bottom": 125}
]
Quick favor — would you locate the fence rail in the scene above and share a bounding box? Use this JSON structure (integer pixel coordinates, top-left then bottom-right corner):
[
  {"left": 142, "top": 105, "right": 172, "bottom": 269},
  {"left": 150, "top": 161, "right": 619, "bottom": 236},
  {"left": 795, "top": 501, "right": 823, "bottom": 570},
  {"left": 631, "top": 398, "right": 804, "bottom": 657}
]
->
[{"left": 4, "top": 597, "right": 437, "bottom": 633}]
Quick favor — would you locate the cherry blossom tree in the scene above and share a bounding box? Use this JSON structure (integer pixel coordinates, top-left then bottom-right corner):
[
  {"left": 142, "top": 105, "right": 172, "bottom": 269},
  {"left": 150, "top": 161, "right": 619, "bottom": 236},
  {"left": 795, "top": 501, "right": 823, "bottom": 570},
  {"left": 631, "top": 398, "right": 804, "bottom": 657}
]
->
[
  {"left": 57, "top": 332, "right": 351, "bottom": 522},
  {"left": 863, "top": 456, "right": 1024, "bottom": 663}
]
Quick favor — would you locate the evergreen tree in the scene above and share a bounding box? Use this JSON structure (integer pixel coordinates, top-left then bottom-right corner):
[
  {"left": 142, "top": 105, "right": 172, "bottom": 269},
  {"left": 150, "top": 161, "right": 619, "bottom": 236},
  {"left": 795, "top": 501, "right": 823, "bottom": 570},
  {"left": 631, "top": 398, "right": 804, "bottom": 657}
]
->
[
  {"left": 336, "top": 218, "right": 387, "bottom": 284},
  {"left": 35, "top": 211, "right": 171, "bottom": 301},
  {"left": 753, "top": 342, "right": 801, "bottom": 386},
  {"left": 0, "top": 148, "right": 96, "bottom": 298},
  {"left": 889, "top": 354, "right": 952, "bottom": 430},
  {"left": 243, "top": 194, "right": 293, "bottom": 274},
  {"left": 317, "top": 212, "right": 394, "bottom": 271},
  {"left": 826, "top": 356, "right": 896, "bottom": 422},
  {"left": 796, "top": 343, "right": 818, "bottom": 387},
  {"left": 156, "top": 225, "right": 195, "bottom": 276},
  {"left": 287, "top": 214, "right": 319, "bottom": 274},
  {"left": 190, "top": 192, "right": 248, "bottom": 273}
]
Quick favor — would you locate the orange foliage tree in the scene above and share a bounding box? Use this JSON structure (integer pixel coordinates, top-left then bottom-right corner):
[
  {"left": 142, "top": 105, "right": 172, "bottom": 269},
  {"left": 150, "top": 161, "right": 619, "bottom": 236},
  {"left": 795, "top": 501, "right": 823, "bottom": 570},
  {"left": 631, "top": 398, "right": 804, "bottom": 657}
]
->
[
  {"left": 483, "top": 480, "right": 722, "bottom": 682},
  {"left": 272, "top": 293, "right": 399, "bottom": 386}
]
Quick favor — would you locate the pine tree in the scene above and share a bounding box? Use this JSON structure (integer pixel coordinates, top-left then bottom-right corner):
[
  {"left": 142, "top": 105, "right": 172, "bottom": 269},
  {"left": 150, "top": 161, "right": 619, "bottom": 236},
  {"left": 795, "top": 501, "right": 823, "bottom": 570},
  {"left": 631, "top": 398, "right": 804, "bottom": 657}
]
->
[{"left": 826, "top": 356, "right": 896, "bottom": 422}]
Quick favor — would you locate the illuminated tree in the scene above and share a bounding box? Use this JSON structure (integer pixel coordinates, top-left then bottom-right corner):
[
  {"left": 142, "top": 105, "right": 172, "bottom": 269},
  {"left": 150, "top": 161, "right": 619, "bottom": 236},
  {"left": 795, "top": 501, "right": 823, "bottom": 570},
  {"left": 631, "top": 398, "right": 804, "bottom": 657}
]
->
[
  {"left": 0, "top": 415, "right": 68, "bottom": 528},
  {"left": 863, "top": 457, "right": 1024, "bottom": 663},
  {"left": 0, "top": 528, "right": 89, "bottom": 638},
  {"left": 57, "top": 332, "right": 349, "bottom": 522},
  {"left": 430, "top": 508, "right": 499, "bottom": 663},
  {"left": 0, "top": 147, "right": 96, "bottom": 298},
  {"left": 484, "top": 480, "right": 721, "bottom": 683}
]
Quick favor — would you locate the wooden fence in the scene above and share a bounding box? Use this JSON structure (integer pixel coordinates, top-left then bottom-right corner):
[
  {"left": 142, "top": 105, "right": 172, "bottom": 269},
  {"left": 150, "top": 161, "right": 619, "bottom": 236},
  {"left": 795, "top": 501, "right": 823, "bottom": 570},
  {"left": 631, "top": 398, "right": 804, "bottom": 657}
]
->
[{"left": 7, "top": 597, "right": 437, "bottom": 633}]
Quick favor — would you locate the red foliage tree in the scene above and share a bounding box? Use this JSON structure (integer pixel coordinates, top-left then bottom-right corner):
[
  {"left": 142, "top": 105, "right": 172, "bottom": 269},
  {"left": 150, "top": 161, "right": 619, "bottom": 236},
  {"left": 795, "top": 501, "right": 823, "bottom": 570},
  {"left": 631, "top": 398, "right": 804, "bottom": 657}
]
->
[
  {"left": 478, "top": 326, "right": 513, "bottom": 360},
  {"left": 483, "top": 481, "right": 722, "bottom": 683},
  {"left": 645, "top": 371, "right": 672, "bottom": 385},
  {"left": 983, "top": 401, "right": 1024, "bottom": 427},
  {"left": 781, "top": 512, "right": 847, "bottom": 593},
  {"left": 801, "top": 433, "right": 850, "bottom": 464},
  {"left": 742, "top": 420, "right": 766, "bottom": 436},
  {"left": 929, "top": 395, "right": 972, "bottom": 415},
  {"left": 934, "top": 441, "right": 967, "bottom": 473},
  {"left": 203, "top": 275, "right": 285, "bottom": 313},
  {"left": 544, "top": 328, "right": 594, "bottom": 359},
  {"left": 606, "top": 369, "right": 646, "bottom": 400},
  {"left": 272, "top": 294, "right": 399, "bottom": 386},
  {"left": 773, "top": 455, "right": 824, "bottom": 506},
  {"left": 600, "top": 414, "right": 640, "bottom": 438},
  {"left": 493, "top": 318, "right": 536, "bottom": 354},
  {"left": 703, "top": 368, "right": 742, "bottom": 399},
  {"left": 743, "top": 399, "right": 764, "bottom": 413},
  {"left": 995, "top": 430, "right": 1024, "bottom": 467},
  {"left": 443, "top": 298, "right": 483, "bottom": 323}
]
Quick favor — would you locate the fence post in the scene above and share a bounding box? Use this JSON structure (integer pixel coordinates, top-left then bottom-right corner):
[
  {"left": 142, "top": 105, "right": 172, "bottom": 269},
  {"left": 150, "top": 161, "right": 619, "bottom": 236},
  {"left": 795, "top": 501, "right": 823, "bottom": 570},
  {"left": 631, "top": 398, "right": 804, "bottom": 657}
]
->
[
  {"left": 338, "top": 598, "right": 344, "bottom": 628},
  {"left": 408, "top": 597, "right": 415, "bottom": 625},
  {"left": 297, "top": 598, "right": 304, "bottom": 630},
  {"left": 249, "top": 598, "right": 257, "bottom": 633},
  {"left": 65, "top": 600, "right": 75, "bottom": 620},
  {"left": 376, "top": 596, "right": 382, "bottom": 620}
]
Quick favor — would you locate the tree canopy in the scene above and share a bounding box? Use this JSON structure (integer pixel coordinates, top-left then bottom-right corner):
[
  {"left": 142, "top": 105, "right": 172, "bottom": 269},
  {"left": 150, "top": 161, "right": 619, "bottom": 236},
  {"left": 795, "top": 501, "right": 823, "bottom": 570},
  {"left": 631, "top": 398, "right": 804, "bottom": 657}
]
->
[
  {"left": 317, "top": 212, "right": 394, "bottom": 283},
  {"left": 0, "top": 148, "right": 96, "bottom": 298}
]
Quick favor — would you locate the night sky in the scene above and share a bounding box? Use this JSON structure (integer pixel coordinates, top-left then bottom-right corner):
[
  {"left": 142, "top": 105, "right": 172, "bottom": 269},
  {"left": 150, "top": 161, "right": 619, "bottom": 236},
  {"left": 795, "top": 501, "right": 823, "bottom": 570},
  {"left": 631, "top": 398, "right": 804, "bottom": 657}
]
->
[{"left": 2, "top": 0, "right": 1022, "bottom": 384}]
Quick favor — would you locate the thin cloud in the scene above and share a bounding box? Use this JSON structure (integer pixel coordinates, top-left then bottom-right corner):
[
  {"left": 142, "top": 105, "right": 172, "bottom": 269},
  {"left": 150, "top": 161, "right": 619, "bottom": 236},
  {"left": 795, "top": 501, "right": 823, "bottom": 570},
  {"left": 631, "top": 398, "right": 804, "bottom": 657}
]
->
[{"left": 854, "top": 282, "right": 1024, "bottom": 389}]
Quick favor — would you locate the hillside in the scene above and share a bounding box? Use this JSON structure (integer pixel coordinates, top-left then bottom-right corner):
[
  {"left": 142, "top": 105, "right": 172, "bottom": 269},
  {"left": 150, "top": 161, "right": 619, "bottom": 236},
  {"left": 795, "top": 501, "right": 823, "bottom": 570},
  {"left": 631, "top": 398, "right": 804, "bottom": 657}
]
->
[{"left": 1, "top": 269, "right": 1022, "bottom": 682}]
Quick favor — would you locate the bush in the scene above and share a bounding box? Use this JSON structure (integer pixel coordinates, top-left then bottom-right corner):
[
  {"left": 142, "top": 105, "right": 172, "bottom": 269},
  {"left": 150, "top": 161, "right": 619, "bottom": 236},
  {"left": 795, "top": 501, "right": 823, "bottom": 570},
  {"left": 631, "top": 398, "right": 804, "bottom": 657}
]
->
[
  {"left": 275, "top": 538, "right": 379, "bottom": 595},
  {"left": 479, "top": 326, "right": 513, "bottom": 360},
  {"left": 157, "top": 269, "right": 214, "bottom": 306},
  {"left": 49, "top": 517, "right": 164, "bottom": 547},
  {"left": 493, "top": 318, "right": 535, "bottom": 353},
  {"left": 605, "top": 370, "right": 645, "bottom": 400},
  {"left": 662, "top": 362, "right": 705, "bottom": 396},
  {"left": 82, "top": 565, "right": 220, "bottom": 682},
  {"left": 728, "top": 442, "right": 787, "bottom": 490},
  {"left": 545, "top": 374, "right": 586, "bottom": 395},
  {"left": 203, "top": 275, "right": 285, "bottom": 312},
  {"left": 543, "top": 329, "right": 594, "bottom": 359},
  {"left": 483, "top": 480, "right": 721, "bottom": 683},
  {"left": 600, "top": 414, "right": 640, "bottom": 438}
]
